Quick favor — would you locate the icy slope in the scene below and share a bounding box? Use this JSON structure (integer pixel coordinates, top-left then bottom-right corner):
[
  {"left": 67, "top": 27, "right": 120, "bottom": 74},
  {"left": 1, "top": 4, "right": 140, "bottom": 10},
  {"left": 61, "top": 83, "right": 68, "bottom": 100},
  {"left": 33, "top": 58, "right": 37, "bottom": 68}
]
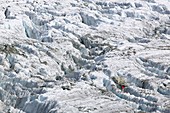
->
[{"left": 0, "top": 0, "right": 170, "bottom": 112}]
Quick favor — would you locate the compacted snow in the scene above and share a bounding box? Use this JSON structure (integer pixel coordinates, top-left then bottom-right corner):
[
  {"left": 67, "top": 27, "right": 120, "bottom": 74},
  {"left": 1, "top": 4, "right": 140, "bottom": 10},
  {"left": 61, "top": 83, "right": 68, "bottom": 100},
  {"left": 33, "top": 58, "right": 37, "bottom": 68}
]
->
[{"left": 0, "top": 0, "right": 170, "bottom": 112}]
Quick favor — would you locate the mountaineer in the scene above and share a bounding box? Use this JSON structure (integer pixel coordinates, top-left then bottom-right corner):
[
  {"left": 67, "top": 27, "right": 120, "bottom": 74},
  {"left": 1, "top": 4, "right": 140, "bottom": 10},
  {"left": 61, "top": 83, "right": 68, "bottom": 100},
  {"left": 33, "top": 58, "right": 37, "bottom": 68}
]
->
[
  {"left": 112, "top": 76, "right": 127, "bottom": 92},
  {"left": 4, "top": 6, "right": 10, "bottom": 19}
]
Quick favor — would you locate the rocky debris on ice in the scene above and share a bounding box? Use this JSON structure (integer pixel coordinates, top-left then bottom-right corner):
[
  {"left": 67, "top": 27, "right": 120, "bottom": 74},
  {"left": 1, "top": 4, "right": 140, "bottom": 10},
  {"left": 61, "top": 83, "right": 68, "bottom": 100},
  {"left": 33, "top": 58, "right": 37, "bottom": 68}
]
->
[{"left": 0, "top": 0, "right": 170, "bottom": 113}]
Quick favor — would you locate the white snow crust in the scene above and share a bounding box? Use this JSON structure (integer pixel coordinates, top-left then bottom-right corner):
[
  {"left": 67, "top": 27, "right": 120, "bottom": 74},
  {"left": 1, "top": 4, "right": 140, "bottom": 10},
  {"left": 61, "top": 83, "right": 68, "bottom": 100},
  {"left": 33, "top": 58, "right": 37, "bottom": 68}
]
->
[{"left": 0, "top": 0, "right": 170, "bottom": 112}]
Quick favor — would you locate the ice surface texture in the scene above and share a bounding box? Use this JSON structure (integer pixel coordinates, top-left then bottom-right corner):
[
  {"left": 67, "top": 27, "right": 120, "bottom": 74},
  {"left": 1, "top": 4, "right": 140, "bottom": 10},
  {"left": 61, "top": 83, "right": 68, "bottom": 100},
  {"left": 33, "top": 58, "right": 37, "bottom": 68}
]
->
[{"left": 0, "top": 0, "right": 170, "bottom": 113}]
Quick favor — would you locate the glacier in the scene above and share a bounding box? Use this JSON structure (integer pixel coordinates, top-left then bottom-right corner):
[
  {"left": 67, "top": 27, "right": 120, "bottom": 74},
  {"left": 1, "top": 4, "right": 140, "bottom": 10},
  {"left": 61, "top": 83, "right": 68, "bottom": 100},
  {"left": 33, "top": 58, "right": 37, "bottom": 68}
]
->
[{"left": 0, "top": 0, "right": 170, "bottom": 112}]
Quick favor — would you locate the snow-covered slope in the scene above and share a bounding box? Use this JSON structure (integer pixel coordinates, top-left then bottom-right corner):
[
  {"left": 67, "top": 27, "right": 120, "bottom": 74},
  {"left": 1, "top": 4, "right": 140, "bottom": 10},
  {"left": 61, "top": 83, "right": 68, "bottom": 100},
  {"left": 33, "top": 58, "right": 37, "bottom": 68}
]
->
[{"left": 0, "top": 0, "right": 170, "bottom": 112}]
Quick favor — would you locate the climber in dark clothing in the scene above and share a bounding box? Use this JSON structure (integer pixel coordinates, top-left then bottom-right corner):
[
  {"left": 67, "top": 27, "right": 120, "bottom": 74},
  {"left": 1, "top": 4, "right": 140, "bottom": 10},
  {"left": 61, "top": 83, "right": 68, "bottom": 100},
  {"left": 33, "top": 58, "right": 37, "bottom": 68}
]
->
[{"left": 4, "top": 6, "right": 10, "bottom": 19}]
